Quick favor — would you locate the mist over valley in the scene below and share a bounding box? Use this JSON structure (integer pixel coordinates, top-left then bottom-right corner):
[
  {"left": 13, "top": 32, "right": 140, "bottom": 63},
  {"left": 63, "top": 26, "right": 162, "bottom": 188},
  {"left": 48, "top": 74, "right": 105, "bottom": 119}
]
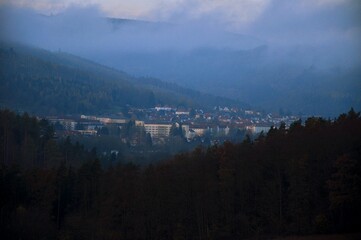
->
[{"left": 1, "top": 2, "right": 360, "bottom": 116}]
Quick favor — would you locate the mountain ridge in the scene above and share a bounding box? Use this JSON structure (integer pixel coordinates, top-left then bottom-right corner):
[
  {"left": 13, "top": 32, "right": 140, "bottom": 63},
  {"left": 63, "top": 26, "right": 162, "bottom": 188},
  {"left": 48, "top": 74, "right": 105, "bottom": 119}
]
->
[{"left": 0, "top": 41, "right": 248, "bottom": 115}]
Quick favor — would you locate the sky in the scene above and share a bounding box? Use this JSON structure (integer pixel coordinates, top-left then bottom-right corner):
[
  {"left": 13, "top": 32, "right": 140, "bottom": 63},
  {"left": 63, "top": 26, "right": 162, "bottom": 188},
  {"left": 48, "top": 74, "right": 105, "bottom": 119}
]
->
[
  {"left": 0, "top": 0, "right": 360, "bottom": 49},
  {"left": 0, "top": 0, "right": 270, "bottom": 22},
  {"left": 0, "top": 0, "right": 359, "bottom": 77},
  {"left": 0, "top": 0, "right": 359, "bottom": 27},
  {"left": 0, "top": 0, "right": 359, "bottom": 44}
]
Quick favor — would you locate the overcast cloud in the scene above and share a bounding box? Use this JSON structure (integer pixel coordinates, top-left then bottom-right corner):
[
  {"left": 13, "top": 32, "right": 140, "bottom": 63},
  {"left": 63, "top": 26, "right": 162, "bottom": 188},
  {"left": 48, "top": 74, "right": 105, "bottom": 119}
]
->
[
  {"left": 1, "top": 0, "right": 360, "bottom": 47},
  {"left": 0, "top": 0, "right": 360, "bottom": 62}
]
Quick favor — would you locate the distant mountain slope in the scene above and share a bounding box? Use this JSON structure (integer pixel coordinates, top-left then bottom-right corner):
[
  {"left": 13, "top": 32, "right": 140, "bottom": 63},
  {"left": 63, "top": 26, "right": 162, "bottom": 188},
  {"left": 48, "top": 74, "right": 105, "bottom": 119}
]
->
[
  {"left": 2, "top": 8, "right": 359, "bottom": 117},
  {"left": 0, "top": 42, "right": 247, "bottom": 115},
  {"left": 101, "top": 45, "right": 361, "bottom": 116}
]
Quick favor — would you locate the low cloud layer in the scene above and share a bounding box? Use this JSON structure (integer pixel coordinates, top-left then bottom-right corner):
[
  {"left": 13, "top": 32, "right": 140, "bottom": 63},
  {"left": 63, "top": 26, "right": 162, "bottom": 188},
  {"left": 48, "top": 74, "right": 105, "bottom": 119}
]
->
[
  {"left": 0, "top": 4, "right": 265, "bottom": 53},
  {"left": 1, "top": 0, "right": 360, "bottom": 51},
  {"left": 247, "top": 0, "right": 361, "bottom": 47}
]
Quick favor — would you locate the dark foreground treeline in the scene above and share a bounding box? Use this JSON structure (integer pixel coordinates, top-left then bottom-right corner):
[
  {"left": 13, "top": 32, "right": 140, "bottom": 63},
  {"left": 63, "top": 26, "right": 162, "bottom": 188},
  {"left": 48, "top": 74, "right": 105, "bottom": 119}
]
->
[{"left": 1, "top": 109, "right": 361, "bottom": 239}]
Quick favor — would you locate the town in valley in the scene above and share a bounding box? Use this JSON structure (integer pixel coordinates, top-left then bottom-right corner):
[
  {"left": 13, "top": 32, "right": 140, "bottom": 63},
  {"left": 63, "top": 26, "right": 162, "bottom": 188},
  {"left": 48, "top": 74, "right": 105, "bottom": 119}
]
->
[{"left": 45, "top": 105, "right": 300, "bottom": 149}]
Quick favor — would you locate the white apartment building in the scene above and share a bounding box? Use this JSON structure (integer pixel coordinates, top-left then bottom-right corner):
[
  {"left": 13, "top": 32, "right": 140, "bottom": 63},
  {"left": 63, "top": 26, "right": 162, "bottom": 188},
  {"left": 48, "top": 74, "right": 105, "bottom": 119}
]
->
[
  {"left": 144, "top": 123, "right": 190, "bottom": 139},
  {"left": 144, "top": 123, "right": 172, "bottom": 138}
]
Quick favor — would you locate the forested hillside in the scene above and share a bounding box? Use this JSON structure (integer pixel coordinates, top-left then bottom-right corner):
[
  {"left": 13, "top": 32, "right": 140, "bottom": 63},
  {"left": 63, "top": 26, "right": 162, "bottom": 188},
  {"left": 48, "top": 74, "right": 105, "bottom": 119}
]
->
[
  {"left": 1, "top": 109, "right": 360, "bottom": 239},
  {"left": 0, "top": 42, "right": 246, "bottom": 115},
  {"left": 96, "top": 44, "right": 361, "bottom": 117}
]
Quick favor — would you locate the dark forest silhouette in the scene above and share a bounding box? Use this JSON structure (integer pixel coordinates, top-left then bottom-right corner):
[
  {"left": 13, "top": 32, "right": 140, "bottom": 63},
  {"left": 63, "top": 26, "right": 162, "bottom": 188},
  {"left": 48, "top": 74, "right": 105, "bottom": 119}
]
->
[{"left": 1, "top": 109, "right": 360, "bottom": 239}]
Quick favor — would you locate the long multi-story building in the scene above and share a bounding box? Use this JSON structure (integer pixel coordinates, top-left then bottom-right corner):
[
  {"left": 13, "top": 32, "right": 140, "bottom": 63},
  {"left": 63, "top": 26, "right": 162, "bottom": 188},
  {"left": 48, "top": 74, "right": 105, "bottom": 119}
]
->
[
  {"left": 143, "top": 123, "right": 190, "bottom": 140},
  {"left": 144, "top": 123, "right": 172, "bottom": 139}
]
